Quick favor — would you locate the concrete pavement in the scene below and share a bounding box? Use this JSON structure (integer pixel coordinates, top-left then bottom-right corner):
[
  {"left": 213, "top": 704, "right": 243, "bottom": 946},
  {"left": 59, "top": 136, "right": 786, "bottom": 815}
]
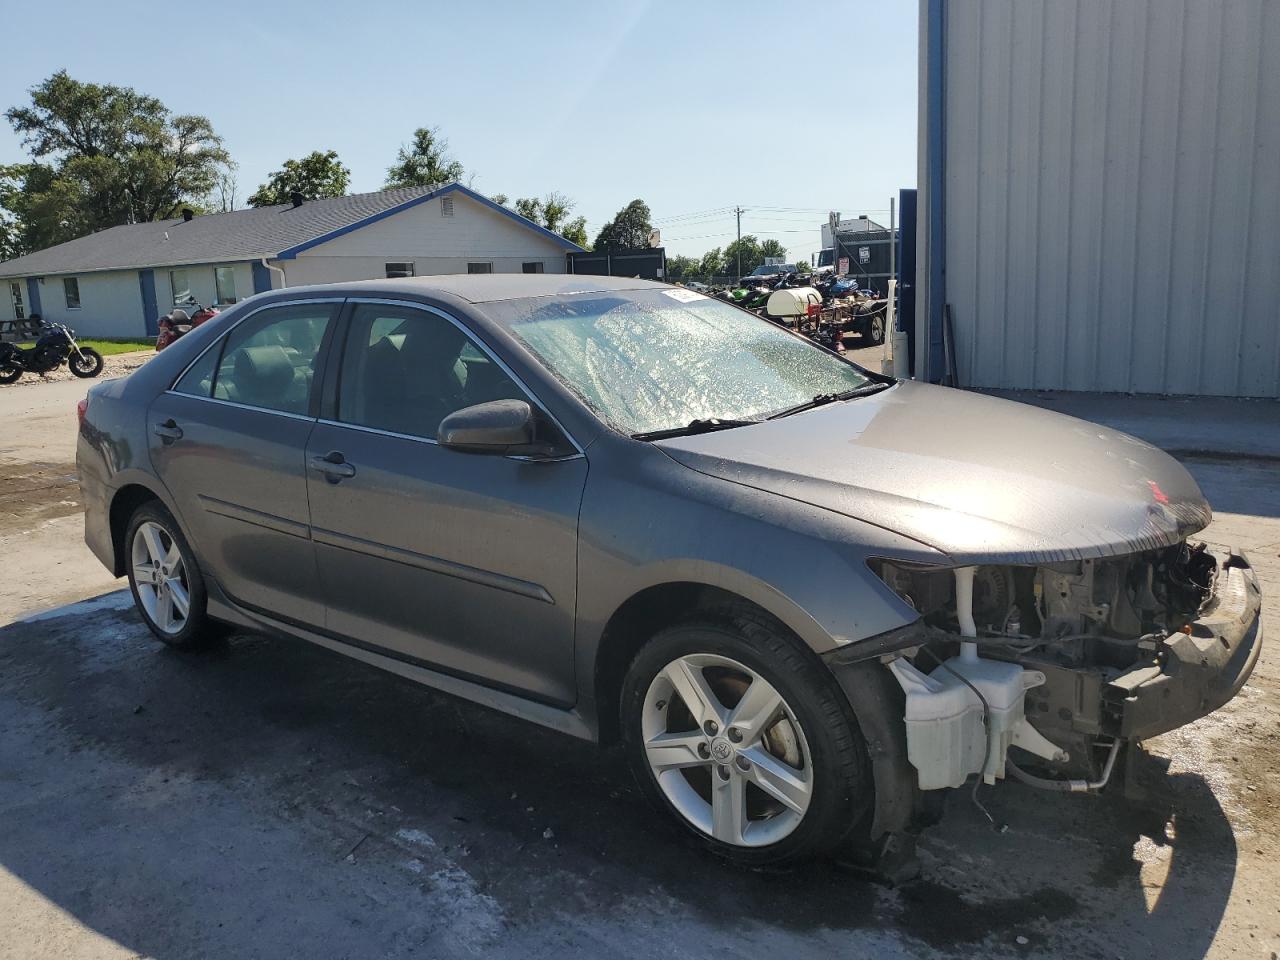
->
[{"left": 0, "top": 373, "right": 1275, "bottom": 959}]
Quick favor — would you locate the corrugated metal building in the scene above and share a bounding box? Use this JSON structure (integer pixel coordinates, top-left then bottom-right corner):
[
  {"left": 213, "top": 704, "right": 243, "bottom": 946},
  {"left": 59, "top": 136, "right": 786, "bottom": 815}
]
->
[{"left": 915, "top": 0, "right": 1280, "bottom": 398}]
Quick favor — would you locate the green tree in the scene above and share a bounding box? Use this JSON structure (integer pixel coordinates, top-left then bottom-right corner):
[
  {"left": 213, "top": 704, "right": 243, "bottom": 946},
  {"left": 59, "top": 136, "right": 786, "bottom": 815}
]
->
[
  {"left": 500, "top": 191, "right": 588, "bottom": 247},
  {"left": 248, "top": 150, "right": 350, "bottom": 207},
  {"left": 697, "top": 247, "right": 724, "bottom": 279},
  {"left": 513, "top": 197, "right": 542, "bottom": 222},
  {"left": 760, "top": 238, "right": 787, "bottom": 260},
  {"left": 723, "top": 235, "right": 764, "bottom": 276},
  {"left": 561, "top": 215, "right": 588, "bottom": 249},
  {"left": 2, "top": 70, "right": 228, "bottom": 251},
  {"left": 384, "top": 126, "right": 464, "bottom": 190},
  {"left": 665, "top": 254, "right": 696, "bottom": 280},
  {"left": 593, "top": 199, "right": 653, "bottom": 250},
  {"left": 794, "top": 259, "right": 812, "bottom": 275}
]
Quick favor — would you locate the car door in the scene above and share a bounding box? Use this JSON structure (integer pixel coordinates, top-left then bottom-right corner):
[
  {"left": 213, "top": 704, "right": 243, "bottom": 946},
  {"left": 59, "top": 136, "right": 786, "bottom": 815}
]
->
[
  {"left": 305, "top": 300, "right": 587, "bottom": 707},
  {"left": 149, "top": 299, "right": 341, "bottom": 627}
]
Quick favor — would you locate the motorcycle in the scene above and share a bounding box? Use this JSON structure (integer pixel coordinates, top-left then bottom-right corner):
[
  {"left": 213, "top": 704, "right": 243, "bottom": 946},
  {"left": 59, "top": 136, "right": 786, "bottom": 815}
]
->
[
  {"left": 0, "top": 318, "right": 104, "bottom": 383},
  {"left": 155, "top": 296, "right": 220, "bottom": 351}
]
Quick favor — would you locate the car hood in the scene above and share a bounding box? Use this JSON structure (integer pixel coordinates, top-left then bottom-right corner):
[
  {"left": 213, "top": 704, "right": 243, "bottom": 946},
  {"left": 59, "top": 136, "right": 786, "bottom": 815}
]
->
[{"left": 656, "top": 381, "right": 1211, "bottom": 564}]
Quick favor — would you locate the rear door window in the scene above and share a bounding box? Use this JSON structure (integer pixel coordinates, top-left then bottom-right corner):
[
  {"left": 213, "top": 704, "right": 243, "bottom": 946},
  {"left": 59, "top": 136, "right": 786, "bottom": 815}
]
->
[{"left": 176, "top": 302, "right": 338, "bottom": 415}]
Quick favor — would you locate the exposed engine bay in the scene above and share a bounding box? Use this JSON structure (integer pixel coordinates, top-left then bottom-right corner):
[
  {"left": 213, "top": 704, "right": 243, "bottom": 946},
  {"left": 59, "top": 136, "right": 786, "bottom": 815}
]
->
[{"left": 863, "top": 542, "right": 1261, "bottom": 797}]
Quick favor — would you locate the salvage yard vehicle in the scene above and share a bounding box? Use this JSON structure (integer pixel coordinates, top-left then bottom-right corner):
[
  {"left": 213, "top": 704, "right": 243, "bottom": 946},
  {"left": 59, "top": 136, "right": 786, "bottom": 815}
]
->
[{"left": 76, "top": 275, "right": 1263, "bottom": 867}]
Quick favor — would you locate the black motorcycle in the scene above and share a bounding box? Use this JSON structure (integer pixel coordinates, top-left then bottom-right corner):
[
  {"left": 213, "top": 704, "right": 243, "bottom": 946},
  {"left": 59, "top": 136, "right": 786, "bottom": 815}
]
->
[{"left": 0, "top": 319, "right": 104, "bottom": 383}]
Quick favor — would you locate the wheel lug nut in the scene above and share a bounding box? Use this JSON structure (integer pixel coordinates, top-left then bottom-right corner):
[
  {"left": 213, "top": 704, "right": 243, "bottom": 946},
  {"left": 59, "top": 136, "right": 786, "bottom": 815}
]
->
[
  {"left": 727, "top": 727, "right": 742, "bottom": 743},
  {"left": 698, "top": 743, "right": 711, "bottom": 759},
  {"left": 736, "top": 755, "right": 751, "bottom": 772},
  {"left": 716, "top": 765, "right": 730, "bottom": 781},
  {"left": 703, "top": 720, "right": 718, "bottom": 736}
]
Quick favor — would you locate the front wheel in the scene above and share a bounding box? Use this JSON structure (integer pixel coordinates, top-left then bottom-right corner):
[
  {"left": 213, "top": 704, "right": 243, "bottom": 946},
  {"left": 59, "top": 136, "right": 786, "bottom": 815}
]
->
[
  {"left": 621, "top": 608, "right": 871, "bottom": 866},
  {"left": 0, "top": 364, "right": 21, "bottom": 384},
  {"left": 68, "top": 347, "right": 104, "bottom": 378}
]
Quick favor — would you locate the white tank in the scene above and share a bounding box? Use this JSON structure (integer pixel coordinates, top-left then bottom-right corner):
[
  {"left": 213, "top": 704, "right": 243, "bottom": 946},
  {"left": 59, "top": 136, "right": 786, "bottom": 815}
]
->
[
  {"left": 888, "top": 651, "right": 1066, "bottom": 790},
  {"left": 764, "top": 287, "right": 822, "bottom": 319}
]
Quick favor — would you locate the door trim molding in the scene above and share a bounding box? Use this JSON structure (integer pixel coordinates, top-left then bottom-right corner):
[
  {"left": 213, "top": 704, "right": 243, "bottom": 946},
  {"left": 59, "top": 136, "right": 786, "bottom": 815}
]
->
[
  {"left": 312, "top": 526, "right": 555, "bottom": 605},
  {"left": 198, "top": 494, "right": 312, "bottom": 539}
]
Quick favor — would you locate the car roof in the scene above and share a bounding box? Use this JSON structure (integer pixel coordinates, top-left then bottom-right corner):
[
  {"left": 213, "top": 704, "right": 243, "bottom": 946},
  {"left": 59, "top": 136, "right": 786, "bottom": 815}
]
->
[{"left": 271, "top": 274, "right": 669, "bottom": 305}]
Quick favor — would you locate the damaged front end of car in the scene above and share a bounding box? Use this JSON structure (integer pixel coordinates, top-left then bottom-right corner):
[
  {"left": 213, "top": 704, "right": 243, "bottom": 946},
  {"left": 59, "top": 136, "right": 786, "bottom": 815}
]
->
[{"left": 826, "top": 541, "right": 1263, "bottom": 841}]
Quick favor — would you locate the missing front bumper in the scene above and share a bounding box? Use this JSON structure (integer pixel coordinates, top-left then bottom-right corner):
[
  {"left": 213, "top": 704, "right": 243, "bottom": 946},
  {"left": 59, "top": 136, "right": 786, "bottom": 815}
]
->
[{"left": 1016, "top": 549, "right": 1262, "bottom": 748}]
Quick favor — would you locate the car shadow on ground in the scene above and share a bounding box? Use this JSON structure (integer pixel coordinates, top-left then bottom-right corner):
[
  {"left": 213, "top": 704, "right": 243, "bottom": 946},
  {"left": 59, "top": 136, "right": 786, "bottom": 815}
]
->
[{"left": 0, "top": 591, "right": 1239, "bottom": 958}]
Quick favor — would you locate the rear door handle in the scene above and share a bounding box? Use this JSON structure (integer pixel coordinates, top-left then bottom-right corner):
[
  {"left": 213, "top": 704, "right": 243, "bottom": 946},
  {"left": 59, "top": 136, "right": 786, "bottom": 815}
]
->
[
  {"left": 310, "top": 452, "right": 356, "bottom": 483},
  {"left": 153, "top": 419, "right": 183, "bottom": 441}
]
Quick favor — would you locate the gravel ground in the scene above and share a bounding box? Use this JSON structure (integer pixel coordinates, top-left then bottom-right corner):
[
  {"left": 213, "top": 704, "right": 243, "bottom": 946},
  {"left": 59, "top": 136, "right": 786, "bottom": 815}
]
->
[
  {"left": 0, "top": 352, "right": 1274, "bottom": 959},
  {"left": 0, "top": 350, "right": 153, "bottom": 388}
]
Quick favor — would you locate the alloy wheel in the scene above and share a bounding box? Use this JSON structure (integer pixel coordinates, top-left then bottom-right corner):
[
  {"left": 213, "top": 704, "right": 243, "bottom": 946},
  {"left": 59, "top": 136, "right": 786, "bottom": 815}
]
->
[
  {"left": 641, "top": 653, "right": 813, "bottom": 847},
  {"left": 131, "top": 520, "right": 191, "bottom": 635}
]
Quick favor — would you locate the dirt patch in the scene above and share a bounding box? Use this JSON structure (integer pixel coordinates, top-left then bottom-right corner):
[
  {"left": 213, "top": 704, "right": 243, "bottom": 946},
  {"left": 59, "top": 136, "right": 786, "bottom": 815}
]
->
[
  {"left": 0, "top": 460, "right": 81, "bottom": 532},
  {"left": 0, "top": 350, "right": 151, "bottom": 388}
]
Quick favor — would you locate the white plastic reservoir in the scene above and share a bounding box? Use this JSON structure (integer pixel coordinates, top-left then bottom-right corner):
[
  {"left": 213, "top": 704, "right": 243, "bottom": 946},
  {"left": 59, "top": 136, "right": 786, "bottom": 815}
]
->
[{"left": 888, "top": 650, "right": 1062, "bottom": 790}]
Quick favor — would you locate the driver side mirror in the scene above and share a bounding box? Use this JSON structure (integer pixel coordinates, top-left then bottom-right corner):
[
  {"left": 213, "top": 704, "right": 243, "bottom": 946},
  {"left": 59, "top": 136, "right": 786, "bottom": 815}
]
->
[{"left": 437, "top": 399, "right": 537, "bottom": 454}]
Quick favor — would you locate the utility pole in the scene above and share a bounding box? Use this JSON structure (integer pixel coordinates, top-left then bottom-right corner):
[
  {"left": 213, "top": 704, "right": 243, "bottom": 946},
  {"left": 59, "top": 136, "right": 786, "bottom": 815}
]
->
[{"left": 735, "top": 206, "right": 743, "bottom": 278}]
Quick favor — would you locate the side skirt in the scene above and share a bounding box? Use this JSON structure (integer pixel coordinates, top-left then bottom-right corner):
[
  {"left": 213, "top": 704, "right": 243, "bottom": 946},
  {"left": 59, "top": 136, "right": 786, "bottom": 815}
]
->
[{"left": 205, "top": 586, "right": 598, "bottom": 743}]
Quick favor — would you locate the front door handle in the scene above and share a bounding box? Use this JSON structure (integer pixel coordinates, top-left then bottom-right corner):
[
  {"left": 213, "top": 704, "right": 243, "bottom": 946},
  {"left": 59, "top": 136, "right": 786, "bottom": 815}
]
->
[
  {"left": 153, "top": 418, "right": 183, "bottom": 442},
  {"left": 310, "top": 451, "right": 356, "bottom": 483}
]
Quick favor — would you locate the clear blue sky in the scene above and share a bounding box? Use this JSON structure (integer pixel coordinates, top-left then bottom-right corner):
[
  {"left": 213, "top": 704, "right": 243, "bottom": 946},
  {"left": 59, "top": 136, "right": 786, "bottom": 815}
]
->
[{"left": 1, "top": 0, "right": 919, "bottom": 264}]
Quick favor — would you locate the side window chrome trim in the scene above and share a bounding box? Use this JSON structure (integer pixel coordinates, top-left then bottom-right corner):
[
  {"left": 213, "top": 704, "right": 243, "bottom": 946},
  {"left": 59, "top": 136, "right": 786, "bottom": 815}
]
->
[
  {"left": 160, "top": 391, "right": 319, "bottom": 422},
  {"left": 314, "top": 417, "right": 585, "bottom": 462},
  {"left": 340, "top": 296, "right": 585, "bottom": 455},
  {"left": 168, "top": 296, "right": 348, "bottom": 392}
]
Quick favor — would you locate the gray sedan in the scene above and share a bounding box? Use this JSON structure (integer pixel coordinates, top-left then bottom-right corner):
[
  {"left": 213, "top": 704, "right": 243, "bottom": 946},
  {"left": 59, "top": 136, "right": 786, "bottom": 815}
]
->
[{"left": 77, "top": 275, "right": 1262, "bottom": 867}]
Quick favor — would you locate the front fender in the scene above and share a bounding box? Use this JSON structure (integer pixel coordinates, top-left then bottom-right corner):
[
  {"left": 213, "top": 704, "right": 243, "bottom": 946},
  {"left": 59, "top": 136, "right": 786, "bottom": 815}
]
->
[{"left": 574, "top": 441, "right": 942, "bottom": 702}]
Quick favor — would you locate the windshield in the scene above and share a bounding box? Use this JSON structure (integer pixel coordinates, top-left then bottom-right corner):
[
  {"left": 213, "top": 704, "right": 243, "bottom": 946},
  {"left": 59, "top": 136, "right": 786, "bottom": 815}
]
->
[{"left": 487, "top": 288, "right": 871, "bottom": 436}]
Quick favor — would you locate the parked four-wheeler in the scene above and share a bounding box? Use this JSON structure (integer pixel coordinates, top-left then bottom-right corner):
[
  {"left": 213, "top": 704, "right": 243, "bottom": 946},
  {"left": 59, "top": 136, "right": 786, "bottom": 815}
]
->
[
  {"left": 155, "top": 296, "right": 220, "bottom": 351},
  {"left": 77, "top": 276, "right": 1261, "bottom": 869},
  {"left": 0, "top": 318, "right": 104, "bottom": 383}
]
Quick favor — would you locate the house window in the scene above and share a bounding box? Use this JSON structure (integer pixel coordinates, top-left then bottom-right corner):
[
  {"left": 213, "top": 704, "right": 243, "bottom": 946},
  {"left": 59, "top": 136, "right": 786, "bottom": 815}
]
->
[
  {"left": 8, "top": 282, "right": 23, "bottom": 320},
  {"left": 63, "top": 277, "right": 81, "bottom": 309},
  {"left": 214, "top": 266, "right": 238, "bottom": 305},
  {"left": 385, "top": 262, "right": 415, "bottom": 279},
  {"left": 521, "top": 262, "right": 545, "bottom": 274},
  {"left": 467, "top": 262, "right": 493, "bottom": 274},
  {"left": 441, "top": 197, "right": 454, "bottom": 217},
  {"left": 169, "top": 269, "right": 191, "bottom": 304}
]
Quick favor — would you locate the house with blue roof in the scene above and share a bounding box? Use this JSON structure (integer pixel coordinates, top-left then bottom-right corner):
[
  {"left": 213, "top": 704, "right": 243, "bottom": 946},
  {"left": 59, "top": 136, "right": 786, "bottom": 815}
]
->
[{"left": 0, "top": 183, "right": 584, "bottom": 338}]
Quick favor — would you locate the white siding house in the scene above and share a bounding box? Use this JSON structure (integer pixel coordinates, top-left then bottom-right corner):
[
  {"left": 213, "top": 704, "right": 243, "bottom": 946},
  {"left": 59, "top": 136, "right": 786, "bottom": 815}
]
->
[
  {"left": 282, "top": 191, "right": 568, "bottom": 286},
  {"left": 0, "top": 184, "right": 583, "bottom": 338},
  {"left": 916, "top": 0, "right": 1280, "bottom": 398}
]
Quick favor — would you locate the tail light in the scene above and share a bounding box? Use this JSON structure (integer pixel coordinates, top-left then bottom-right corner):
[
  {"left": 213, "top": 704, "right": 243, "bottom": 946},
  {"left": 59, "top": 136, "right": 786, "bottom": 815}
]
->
[
  {"left": 76, "top": 396, "right": 88, "bottom": 426},
  {"left": 806, "top": 303, "right": 822, "bottom": 318}
]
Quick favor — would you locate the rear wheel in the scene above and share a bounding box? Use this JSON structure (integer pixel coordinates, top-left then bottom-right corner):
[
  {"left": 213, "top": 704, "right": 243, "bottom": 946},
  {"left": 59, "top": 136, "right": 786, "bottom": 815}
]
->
[
  {"left": 0, "top": 364, "right": 21, "bottom": 384},
  {"left": 125, "top": 502, "right": 219, "bottom": 648},
  {"left": 69, "top": 347, "right": 103, "bottom": 378},
  {"left": 621, "top": 608, "right": 870, "bottom": 866}
]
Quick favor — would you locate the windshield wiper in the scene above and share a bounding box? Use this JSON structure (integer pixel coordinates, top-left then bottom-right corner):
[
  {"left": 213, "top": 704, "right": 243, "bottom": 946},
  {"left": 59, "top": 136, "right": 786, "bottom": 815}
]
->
[
  {"left": 766, "top": 381, "right": 892, "bottom": 421},
  {"left": 631, "top": 418, "right": 759, "bottom": 442}
]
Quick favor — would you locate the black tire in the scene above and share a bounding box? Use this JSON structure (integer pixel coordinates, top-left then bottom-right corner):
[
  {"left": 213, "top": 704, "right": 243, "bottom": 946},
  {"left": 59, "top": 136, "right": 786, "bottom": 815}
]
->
[
  {"left": 0, "top": 364, "right": 21, "bottom": 384},
  {"left": 124, "top": 500, "right": 221, "bottom": 649},
  {"left": 865, "top": 313, "right": 886, "bottom": 346},
  {"left": 620, "top": 605, "right": 870, "bottom": 866},
  {"left": 69, "top": 347, "right": 104, "bottom": 378}
]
